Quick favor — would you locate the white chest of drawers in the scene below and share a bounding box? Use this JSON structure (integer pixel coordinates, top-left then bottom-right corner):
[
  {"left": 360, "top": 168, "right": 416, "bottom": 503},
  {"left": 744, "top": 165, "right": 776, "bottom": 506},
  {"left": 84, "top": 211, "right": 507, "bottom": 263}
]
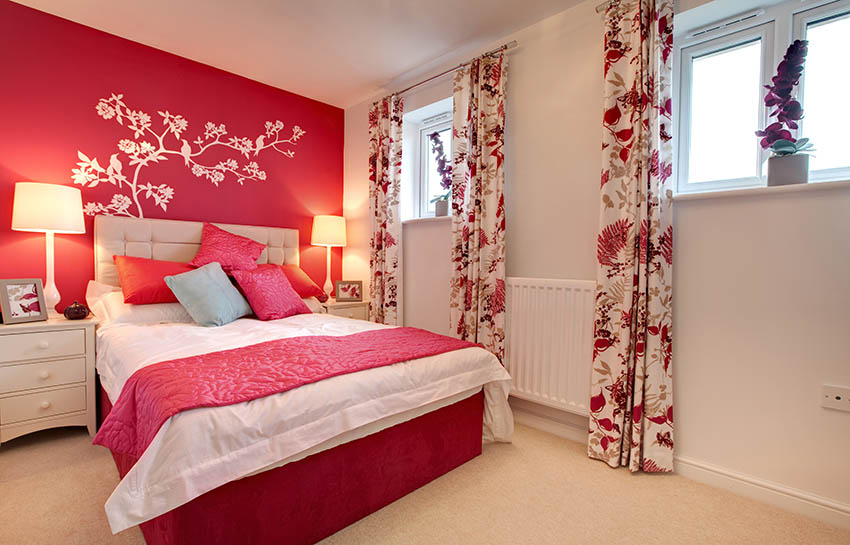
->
[
  {"left": 0, "top": 314, "right": 96, "bottom": 444},
  {"left": 322, "top": 299, "right": 370, "bottom": 321}
]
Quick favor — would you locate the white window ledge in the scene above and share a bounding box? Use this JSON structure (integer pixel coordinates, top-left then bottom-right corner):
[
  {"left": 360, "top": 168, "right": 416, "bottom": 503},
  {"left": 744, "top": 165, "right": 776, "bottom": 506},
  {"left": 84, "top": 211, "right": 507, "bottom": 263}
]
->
[
  {"left": 402, "top": 216, "right": 452, "bottom": 225},
  {"left": 674, "top": 179, "right": 850, "bottom": 202}
]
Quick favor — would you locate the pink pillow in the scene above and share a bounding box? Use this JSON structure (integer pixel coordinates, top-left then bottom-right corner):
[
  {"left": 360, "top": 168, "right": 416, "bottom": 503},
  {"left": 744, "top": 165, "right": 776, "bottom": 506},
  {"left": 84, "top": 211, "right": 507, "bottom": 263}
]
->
[
  {"left": 232, "top": 265, "right": 312, "bottom": 320},
  {"left": 189, "top": 223, "right": 265, "bottom": 273},
  {"left": 113, "top": 255, "right": 193, "bottom": 304}
]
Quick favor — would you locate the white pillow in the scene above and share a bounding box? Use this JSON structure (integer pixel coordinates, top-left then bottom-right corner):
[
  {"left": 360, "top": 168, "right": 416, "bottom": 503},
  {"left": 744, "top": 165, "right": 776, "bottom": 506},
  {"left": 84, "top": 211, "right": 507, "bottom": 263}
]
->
[
  {"left": 302, "top": 296, "right": 326, "bottom": 314},
  {"left": 86, "top": 280, "right": 194, "bottom": 325}
]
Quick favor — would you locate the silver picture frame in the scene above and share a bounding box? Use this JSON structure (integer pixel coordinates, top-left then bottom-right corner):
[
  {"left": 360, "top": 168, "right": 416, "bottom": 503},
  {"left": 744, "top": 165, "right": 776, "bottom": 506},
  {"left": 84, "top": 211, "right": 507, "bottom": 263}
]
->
[{"left": 0, "top": 278, "right": 48, "bottom": 325}]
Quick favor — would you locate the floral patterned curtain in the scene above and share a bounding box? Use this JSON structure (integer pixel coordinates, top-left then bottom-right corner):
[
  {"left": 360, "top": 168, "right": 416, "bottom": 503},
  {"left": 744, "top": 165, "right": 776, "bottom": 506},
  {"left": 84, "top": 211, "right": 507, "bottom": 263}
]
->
[
  {"left": 588, "top": 0, "right": 674, "bottom": 472},
  {"left": 450, "top": 53, "right": 508, "bottom": 361},
  {"left": 368, "top": 95, "right": 404, "bottom": 325}
]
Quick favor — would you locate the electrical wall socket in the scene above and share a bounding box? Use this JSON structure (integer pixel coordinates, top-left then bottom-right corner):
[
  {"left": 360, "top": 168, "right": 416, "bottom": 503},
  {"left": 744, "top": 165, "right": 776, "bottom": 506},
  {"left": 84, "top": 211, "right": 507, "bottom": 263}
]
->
[{"left": 821, "top": 385, "right": 850, "bottom": 412}]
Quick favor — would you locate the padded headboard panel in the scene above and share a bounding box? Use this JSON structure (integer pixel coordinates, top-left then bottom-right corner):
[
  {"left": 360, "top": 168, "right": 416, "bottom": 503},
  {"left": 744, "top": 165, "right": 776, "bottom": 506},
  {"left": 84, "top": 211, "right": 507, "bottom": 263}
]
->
[{"left": 94, "top": 216, "right": 299, "bottom": 287}]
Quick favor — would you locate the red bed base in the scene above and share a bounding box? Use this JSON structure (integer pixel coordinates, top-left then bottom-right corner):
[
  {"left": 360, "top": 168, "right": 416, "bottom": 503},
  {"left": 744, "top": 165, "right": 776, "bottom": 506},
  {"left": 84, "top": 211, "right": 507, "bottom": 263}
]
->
[{"left": 100, "top": 387, "right": 484, "bottom": 545}]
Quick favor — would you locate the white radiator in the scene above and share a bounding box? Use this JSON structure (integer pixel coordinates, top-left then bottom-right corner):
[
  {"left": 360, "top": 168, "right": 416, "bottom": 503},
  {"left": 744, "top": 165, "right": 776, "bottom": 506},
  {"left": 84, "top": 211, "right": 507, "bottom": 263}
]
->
[{"left": 505, "top": 277, "right": 595, "bottom": 416}]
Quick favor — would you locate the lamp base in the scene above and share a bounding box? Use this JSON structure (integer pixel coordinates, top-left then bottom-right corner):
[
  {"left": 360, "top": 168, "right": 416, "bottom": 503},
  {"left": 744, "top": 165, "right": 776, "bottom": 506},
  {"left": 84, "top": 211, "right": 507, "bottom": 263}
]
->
[
  {"left": 44, "top": 231, "right": 60, "bottom": 311},
  {"left": 324, "top": 245, "right": 333, "bottom": 297},
  {"left": 43, "top": 282, "right": 61, "bottom": 311}
]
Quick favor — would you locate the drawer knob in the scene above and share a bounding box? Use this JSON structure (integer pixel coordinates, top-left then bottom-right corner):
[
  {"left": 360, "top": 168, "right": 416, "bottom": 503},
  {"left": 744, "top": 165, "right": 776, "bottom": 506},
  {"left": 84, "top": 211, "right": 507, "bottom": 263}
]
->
[
  {"left": 39, "top": 370, "right": 50, "bottom": 380},
  {"left": 40, "top": 400, "right": 51, "bottom": 410},
  {"left": 38, "top": 341, "right": 49, "bottom": 349}
]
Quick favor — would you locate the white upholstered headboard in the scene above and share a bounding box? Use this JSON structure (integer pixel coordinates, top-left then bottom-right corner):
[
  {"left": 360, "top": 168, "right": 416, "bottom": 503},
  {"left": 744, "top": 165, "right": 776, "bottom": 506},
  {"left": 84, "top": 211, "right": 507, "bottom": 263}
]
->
[{"left": 94, "top": 216, "right": 299, "bottom": 287}]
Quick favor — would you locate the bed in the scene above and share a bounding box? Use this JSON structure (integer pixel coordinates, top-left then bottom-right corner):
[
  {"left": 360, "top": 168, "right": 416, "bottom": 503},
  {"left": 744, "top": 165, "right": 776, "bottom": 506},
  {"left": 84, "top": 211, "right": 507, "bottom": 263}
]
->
[{"left": 90, "top": 215, "right": 513, "bottom": 545}]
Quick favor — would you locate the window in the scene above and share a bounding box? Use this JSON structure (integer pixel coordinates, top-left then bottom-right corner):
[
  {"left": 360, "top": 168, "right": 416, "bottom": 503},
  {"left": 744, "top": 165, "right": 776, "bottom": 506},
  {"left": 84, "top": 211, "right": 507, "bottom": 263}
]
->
[
  {"left": 675, "top": 0, "right": 850, "bottom": 194},
  {"left": 685, "top": 38, "right": 765, "bottom": 188},
  {"left": 794, "top": 5, "right": 850, "bottom": 182},
  {"left": 677, "top": 24, "right": 773, "bottom": 193},
  {"left": 418, "top": 118, "right": 452, "bottom": 217},
  {"left": 400, "top": 97, "right": 453, "bottom": 220}
]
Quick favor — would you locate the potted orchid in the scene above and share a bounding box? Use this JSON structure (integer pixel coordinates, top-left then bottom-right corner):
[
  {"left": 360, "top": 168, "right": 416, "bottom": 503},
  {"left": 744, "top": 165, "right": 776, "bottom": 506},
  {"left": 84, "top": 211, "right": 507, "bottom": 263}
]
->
[
  {"left": 755, "top": 39, "right": 814, "bottom": 186},
  {"left": 428, "top": 131, "right": 452, "bottom": 216}
]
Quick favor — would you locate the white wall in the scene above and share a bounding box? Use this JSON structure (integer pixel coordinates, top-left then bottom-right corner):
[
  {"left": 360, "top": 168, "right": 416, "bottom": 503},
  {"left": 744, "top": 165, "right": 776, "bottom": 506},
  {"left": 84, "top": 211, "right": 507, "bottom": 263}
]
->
[
  {"left": 402, "top": 217, "right": 452, "bottom": 335},
  {"left": 674, "top": 184, "right": 850, "bottom": 508},
  {"left": 343, "top": 0, "right": 850, "bottom": 524},
  {"left": 502, "top": 3, "right": 602, "bottom": 281},
  {"left": 343, "top": 79, "right": 453, "bottom": 303},
  {"left": 343, "top": 100, "right": 372, "bottom": 300},
  {"left": 344, "top": 0, "right": 602, "bottom": 305}
]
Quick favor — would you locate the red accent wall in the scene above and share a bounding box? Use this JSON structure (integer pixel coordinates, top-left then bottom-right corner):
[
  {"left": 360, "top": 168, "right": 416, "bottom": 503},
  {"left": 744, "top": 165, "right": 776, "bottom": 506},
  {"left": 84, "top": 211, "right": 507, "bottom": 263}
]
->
[{"left": 0, "top": 1, "right": 343, "bottom": 312}]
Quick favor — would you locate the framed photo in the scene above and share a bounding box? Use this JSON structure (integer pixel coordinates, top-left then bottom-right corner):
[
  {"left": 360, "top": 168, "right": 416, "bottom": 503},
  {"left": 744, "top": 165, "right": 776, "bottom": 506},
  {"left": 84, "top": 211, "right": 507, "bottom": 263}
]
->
[
  {"left": 334, "top": 280, "right": 363, "bottom": 302},
  {"left": 0, "top": 278, "right": 48, "bottom": 325}
]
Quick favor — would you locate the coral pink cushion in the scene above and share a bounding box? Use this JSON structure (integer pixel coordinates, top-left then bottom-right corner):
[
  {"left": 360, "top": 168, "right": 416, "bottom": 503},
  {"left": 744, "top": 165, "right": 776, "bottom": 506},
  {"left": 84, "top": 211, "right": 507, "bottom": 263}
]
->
[
  {"left": 279, "top": 264, "right": 328, "bottom": 302},
  {"left": 189, "top": 223, "right": 265, "bottom": 273},
  {"left": 114, "top": 256, "right": 193, "bottom": 304},
  {"left": 232, "top": 265, "right": 312, "bottom": 320}
]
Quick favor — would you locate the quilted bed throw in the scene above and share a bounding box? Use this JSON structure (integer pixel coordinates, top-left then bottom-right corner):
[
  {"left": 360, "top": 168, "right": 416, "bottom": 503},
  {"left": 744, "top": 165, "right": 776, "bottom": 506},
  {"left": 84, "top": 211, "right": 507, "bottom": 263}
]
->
[
  {"left": 94, "top": 328, "right": 477, "bottom": 458},
  {"left": 589, "top": 0, "right": 675, "bottom": 473}
]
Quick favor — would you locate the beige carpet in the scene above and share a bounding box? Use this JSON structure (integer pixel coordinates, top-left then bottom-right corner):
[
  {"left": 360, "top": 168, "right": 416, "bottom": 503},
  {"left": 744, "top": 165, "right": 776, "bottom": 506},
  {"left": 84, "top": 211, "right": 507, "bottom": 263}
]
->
[{"left": 1, "top": 425, "right": 847, "bottom": 545}]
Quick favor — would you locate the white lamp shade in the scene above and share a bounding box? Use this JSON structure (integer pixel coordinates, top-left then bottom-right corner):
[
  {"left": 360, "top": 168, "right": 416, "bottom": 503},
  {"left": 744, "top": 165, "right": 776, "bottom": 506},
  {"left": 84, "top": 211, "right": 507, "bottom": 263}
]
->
[
  {"left": 12, "top": 182, "right": 85, "bottom": 234},
  {"left": 311, "top": 215, "right": 346, "bottom": 247}
]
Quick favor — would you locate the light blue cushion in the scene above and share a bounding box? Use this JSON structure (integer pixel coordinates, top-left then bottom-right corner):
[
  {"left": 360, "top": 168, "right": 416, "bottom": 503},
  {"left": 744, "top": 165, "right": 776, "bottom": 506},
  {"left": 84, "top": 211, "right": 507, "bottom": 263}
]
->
[{"left": 164, "top": 262, "right": 251, "bottom": 327}]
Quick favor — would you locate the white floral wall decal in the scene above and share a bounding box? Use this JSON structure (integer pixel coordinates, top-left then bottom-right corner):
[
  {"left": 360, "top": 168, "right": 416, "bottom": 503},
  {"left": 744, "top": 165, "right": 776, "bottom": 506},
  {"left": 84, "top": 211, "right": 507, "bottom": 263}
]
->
[{"left": 72, "top": 93, "right": 306, "bottom": 218}]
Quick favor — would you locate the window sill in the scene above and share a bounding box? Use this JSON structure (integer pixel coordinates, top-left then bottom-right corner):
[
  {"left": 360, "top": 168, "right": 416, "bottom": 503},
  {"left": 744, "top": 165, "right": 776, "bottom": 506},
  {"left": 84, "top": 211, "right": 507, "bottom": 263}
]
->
[
  {"left": 402, "top": 216, "right": 451, "bottom": 225},
  {"left": 674, "top": 179, "right": 850, "bottom": 202}
]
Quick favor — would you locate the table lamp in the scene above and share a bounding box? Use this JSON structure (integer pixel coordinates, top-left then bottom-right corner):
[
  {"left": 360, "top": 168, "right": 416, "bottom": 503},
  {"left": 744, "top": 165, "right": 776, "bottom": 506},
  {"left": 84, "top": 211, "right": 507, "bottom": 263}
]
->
[
  {"left": 311, "top": 215, "right": 346, "bottom": 296},
  {"left": 11, "top": 182, "right": 86, "bottom": 311}
]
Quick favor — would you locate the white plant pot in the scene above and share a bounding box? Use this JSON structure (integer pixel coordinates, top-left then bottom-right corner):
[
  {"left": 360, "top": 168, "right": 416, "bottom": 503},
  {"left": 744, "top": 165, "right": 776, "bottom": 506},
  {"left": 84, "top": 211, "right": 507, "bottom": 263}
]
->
[
  {"left": 766, "top": 154, "right": 809, "bottom": 187},
  {"left": 434, "top": 200, "right": 449, "bottom": 217}
]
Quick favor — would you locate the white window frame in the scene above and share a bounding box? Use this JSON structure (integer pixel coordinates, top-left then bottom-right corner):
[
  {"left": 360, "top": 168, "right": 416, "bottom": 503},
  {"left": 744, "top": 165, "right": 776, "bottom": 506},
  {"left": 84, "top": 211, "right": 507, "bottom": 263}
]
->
[
  {"left": 674, "top": 0, "right": 850, "bottom": 195},
  {"left": 676, "top": 23, "right": 774, "bottom": 194},
  {"left": 415, "top": 113, "right": 452, "bottom": 218},
  {"left": 792, "top": 1, "right": 850, "bottom": 183}
]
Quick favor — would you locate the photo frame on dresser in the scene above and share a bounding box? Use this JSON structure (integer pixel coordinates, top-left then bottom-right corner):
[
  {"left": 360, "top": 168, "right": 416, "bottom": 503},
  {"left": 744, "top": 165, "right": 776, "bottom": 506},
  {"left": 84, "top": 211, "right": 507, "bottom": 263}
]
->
[
  {"left": 334, "top": 280, "right": 363, "bottom": 302},
  {"left": 0, "top": 278, "right": 48, "bottom": 324}
]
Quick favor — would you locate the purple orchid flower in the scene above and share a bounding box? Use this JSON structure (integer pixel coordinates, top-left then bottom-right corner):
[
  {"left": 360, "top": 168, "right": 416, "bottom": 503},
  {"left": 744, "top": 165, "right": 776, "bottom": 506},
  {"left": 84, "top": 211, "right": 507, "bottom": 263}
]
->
[
  {"left": 429, "top": 131, "right": 452, "bottom": 191},
  {"left": 756, "top": 40, "right": 810, "bottom": 151}
]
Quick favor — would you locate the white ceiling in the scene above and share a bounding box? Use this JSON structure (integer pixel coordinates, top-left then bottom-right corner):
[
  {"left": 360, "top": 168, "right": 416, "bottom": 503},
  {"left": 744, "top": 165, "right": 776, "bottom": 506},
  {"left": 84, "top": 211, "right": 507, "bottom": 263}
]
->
[{"left": 13, "top": 0, "right": 579, "bottom": 108}]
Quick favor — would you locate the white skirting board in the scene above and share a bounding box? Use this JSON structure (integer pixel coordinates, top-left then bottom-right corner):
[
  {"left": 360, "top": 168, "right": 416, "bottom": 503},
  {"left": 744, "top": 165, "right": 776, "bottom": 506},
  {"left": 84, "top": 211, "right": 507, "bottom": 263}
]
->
[
  {"left": 674, "top": 456, "right": 850, "bottom": 530},
  {"left": 510, "top": 396, "right": 588, "bottom": 444},
  {"left": 510, "top": 397, "right": 850, "bottom": 530}
]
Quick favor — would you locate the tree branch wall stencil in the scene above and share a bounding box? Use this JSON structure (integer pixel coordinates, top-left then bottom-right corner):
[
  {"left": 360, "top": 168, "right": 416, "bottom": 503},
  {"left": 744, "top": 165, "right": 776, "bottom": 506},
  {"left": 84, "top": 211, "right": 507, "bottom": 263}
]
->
[{"left": 71, "top": 93, "right": 306, "bottom": 218}]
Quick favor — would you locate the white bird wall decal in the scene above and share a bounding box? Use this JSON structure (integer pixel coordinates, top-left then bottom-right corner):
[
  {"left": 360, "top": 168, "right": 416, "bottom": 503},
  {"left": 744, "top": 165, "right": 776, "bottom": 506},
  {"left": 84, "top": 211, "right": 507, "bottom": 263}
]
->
[
  {"left": 72, "top": 93, "right": 307, "bottom": 218},
  {"left": 180, "top": 139, "right": 191, "bottom": 166}
]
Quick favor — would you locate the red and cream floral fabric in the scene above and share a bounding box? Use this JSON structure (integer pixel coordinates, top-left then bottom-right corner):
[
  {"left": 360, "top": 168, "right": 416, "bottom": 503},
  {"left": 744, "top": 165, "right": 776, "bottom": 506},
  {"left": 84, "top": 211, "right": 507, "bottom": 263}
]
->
[
  {"left": 449, "top": 53, "right": 508, "bottom": 361},
  {"left": 368, "top": 95, "right": 403, "bottom": 325},
  {"left": 588, "top": 0, "right": 674, "bottom": 472}
]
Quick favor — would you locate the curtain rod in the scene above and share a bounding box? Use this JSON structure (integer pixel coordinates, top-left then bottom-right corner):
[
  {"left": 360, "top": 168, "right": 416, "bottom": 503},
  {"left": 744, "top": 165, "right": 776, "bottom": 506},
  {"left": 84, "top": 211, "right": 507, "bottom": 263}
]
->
[{"left": 394, "top": 40, "right": 518, "bottom": 97}]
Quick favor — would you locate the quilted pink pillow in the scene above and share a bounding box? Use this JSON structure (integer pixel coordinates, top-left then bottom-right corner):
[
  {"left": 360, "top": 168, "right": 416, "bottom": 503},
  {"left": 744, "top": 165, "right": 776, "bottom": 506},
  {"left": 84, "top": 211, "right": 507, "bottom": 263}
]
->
[
  {"left": 189, "top": 223, "right": 265, "bottom": 273},
  {"left": 232, "top": 265, "right": 312, "bottom": 320}
]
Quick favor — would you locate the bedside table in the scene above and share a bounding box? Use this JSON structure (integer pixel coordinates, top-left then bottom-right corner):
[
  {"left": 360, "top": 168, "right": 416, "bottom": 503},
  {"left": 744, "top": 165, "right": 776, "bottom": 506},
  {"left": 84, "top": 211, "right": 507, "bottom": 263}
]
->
[
  {"left": 322, "top": 299, "right": 370, "bottom": 321},
  {"left": 0, "top": 314, "right": 96, "bottom": 444}
]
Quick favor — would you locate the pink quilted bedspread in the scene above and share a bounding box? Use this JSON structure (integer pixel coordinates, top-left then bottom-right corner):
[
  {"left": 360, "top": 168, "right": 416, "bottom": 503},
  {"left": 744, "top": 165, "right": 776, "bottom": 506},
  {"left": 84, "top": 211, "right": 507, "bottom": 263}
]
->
[{"left": 93, "top": 327, "right": 478, "bottom": 458}]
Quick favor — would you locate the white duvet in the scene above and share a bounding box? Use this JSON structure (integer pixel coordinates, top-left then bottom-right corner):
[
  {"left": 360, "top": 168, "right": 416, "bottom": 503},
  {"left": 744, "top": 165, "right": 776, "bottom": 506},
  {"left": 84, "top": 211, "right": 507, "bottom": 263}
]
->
[{"left": 96, "top": 313, "right": 513, "bottom": 533}]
